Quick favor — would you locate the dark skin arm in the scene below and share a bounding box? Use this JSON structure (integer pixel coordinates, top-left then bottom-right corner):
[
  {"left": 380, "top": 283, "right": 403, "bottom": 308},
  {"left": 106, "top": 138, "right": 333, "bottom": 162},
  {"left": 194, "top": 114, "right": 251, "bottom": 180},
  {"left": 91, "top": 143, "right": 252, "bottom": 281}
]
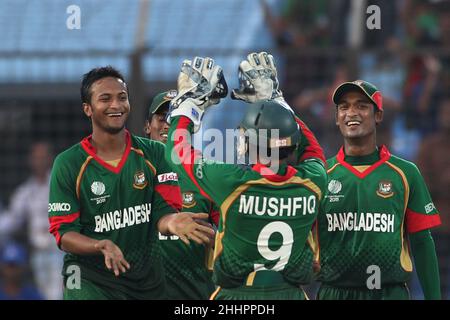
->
[
  {"left": 60, "top": 213, "right": 214, "bottom": 277},
  {"left": 60, "top": 232, "right": 130, "bottom": 277},
  {"left": 158, "top": 212, "right": 215, "bottom": 245}
]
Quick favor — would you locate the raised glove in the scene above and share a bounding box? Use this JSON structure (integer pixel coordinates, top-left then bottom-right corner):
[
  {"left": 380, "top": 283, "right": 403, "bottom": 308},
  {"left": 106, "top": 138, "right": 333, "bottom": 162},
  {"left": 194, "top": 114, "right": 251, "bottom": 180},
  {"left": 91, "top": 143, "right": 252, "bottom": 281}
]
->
[
  {"left": 231, "top": 51, "right": 283, "bottom": 103},
  {"left": 168, "top": 57, "right": 227, "bottom": 132}
]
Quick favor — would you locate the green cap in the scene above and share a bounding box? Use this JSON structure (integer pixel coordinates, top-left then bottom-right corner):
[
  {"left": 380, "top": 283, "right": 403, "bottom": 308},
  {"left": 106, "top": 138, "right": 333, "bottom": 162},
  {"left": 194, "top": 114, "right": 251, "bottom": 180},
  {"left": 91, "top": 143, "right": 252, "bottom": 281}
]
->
[
  {"left": 332, "top": 80, "right": 383, "bottom": 111},
  {"left": 148, "top": 90, "right": 178, "bottom": 118}
]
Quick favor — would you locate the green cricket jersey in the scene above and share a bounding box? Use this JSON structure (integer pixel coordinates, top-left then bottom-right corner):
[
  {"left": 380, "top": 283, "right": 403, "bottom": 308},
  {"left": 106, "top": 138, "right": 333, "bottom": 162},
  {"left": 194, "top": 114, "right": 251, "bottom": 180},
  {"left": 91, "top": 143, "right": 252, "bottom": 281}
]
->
[
  {"left": 158, "top": 177, "right": 219, "bottom": 299},
  {"left": 317, "top": 146, "right": 441, "bottom": 287},
  {"left": 48, "top": 130, "right": 182, "bottom": 299},
  {"left": 166, "top": 116, "right": 327, "bottom": 289}
]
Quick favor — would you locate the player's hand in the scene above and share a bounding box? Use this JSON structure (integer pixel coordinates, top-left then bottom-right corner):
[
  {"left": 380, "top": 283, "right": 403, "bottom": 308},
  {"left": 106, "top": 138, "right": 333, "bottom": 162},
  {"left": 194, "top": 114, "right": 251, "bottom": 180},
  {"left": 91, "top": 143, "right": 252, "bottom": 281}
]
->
[
  {"left": 231, "top": 51, "right": 283, "bottom": 103},
  {"left": 168, "top": 57, "right": 228, "bottom": 132},
  {"left": 167, "top": 212, "right": 215, "bottom": 245},
  {"left": 95, "top": 239, "right": 130, "bottom": 277},
  {"left": 192, "top": 218, "right": 216, "bottom": 247}
]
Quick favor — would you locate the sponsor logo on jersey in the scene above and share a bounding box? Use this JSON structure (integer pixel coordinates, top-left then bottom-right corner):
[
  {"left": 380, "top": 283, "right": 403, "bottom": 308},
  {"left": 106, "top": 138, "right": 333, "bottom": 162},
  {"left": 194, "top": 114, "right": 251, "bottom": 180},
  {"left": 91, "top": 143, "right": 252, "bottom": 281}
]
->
[
  {"left": 133, "top": 170, "right": 148, "bottom": 189},
  {"left": 326, "top": 212, "right": 395, "bottom": 233},
  {"left": 94, "top": 203, "right": 152, "bottom": 232},
  {"left": 91, "top": 181, "right": 105, "bottom": 196},
  {"left": 157, "top": 172, "right": 178, "bottom": 183},
  {"left": 328, "top": 180, "right": 342, "bottom": 194},
  {"left": 238, "top": 195, "right": 316, "bottom": 217},
  {"left": 48, "top": 202, "right": 71, "bottom": 212},
  {"left": 425, "top": 202, "right": 436, "bottom": 214},
  {"left": 376, "top": 180, "right": 394, "bottom": 198},
  {"left": 182, "top": 191, "right": 197, "bottom": 208}
]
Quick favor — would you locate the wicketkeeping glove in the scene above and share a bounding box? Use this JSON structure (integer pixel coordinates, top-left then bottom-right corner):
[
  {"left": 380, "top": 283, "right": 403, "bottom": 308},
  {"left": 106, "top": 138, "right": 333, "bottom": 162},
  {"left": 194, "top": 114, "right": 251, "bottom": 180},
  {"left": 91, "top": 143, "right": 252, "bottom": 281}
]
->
[
  {"left": 231, "top": 52, "right": 283, "bottom": 103},
  {"left": 168, "top": 57, "right": 228, "bottom": 132}
]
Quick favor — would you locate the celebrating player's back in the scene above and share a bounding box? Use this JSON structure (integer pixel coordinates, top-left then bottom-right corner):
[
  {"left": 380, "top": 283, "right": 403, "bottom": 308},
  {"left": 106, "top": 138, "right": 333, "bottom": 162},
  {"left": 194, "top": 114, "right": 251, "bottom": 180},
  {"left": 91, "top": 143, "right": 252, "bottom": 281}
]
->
[{"left": 165, "top": 53, "right": 327, "bottom": 300}]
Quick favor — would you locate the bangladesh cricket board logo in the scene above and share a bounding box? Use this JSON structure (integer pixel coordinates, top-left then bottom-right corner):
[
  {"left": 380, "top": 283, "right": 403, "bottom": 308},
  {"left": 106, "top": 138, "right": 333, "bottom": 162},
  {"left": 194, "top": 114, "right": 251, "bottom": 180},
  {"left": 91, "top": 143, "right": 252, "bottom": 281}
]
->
[
  {"left": 133, "top": 170, "right": 148, "bottom": 189},
  {"left": 376, "top": 180, "right": 394, "bottom": 198},
  {"left": 182, "top": 191, "right": 197, "bottom": 208}
]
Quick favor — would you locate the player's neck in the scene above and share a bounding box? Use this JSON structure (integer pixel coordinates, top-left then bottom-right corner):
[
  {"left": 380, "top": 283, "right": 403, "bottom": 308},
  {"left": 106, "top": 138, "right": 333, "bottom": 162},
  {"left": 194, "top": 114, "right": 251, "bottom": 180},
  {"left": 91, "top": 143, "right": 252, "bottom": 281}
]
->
[
  {"left": 90, "top": 129, "right": 127, "bottom": 161},
  {"left": 343, "top": 137, "right": 377, "bottom": 157}
]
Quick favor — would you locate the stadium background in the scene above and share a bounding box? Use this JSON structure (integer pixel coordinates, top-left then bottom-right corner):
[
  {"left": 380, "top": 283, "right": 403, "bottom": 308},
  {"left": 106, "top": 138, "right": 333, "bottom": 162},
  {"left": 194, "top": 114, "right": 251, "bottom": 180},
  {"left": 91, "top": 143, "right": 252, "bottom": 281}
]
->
[{"left": 0, "top": 0, "right": 448, "bottom": 299}]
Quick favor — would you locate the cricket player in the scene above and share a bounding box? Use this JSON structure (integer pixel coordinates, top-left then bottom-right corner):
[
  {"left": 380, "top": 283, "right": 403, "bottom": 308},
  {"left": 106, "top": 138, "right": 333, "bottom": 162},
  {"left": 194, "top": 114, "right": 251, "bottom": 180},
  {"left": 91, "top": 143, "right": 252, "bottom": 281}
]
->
[
  {"left": 144, "top": 90, "right": 219, "bottom": 300},
  {"left": 316, "top": 80, "right": 442, "bottom": 300},
  {"left": 165, "top": 53, "right": 327, "bottom": 300},
  {"left": 48, "top": 66, "right": 214, "bottom": 300}
]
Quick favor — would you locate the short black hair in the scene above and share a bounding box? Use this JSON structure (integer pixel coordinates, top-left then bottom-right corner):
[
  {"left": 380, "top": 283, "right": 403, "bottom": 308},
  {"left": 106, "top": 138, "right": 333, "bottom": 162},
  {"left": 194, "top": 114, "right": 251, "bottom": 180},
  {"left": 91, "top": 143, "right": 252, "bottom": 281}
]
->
[{"left": 80, "top": 66, "right": 128, "bottom": 104}]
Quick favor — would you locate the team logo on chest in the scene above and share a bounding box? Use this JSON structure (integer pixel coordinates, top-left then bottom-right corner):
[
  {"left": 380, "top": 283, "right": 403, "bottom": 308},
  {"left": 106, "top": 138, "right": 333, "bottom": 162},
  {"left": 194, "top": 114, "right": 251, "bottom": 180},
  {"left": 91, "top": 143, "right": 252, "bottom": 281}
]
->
[
  {"left": 182, "top": 191, "right": 197, "bottom": 208},
  {"left": 376, "top": 180, "right": 394, "bottom": 198},
  {"left": 325, "top": 180, "right": 344, "bottom": 203},
  {"left": 133, "top": 170, "right": 148, "bottom": 189},
  {"left": 91, "top": 181, "right": 105, "bottom": 196},
  {"left": 328, "top": 180, "right": 342, "bottom": 194},
  {"left": 90, "top": 181, "right": 110, "bottom": 204}
]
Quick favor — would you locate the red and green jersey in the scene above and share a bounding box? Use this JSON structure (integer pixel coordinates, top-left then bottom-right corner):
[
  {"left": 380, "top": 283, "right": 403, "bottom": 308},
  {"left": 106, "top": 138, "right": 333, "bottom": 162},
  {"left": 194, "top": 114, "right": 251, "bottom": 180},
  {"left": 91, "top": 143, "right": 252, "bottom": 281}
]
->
[
  {"left": 166, "top": 116, "right": 327, "bottom": 289},
  {"left": 48, "top": 131, "right": 182, "bottom": 299},
  {"left": 158, "top": 175, "right": 219, "bottom": 299},
  {"left": 317, "top": 146, "right": 441, "bottom": 287}
]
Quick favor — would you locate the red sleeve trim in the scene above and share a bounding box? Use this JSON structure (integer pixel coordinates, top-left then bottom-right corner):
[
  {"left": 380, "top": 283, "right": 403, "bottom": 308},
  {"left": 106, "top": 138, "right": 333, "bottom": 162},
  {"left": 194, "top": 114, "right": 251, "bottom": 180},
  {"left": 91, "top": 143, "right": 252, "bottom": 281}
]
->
[
  {"left": 406, "top": 208, "right": 442, "bottom": 234},
  {"left": 155, "top": 184, "right": 182, "bottom": 211},
  {"left": 48, "top": 212, "right": 80, "bottom": 246},
  {"left": 295, "top": 117, "right": 326, "bottom": 165},
  {"left": 210, "top": 208, "right": 220, "bottom": 227},
  {"left": 173, "top": 117, "right": 212, "bottom": 201}
]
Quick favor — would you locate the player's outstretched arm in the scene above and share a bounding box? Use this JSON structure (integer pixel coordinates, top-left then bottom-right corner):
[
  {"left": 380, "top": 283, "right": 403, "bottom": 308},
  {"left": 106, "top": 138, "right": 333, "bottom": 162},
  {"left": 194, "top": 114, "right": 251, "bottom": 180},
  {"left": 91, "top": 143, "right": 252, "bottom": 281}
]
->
[
  {"left": 410, "top": 229, "right": 441, "bottom": 300},
  {"left": 60, "top": 232, "right": 130, "bottom": 277},
  {"left": 157, "top": 212, "right": 215, "bottom": 245}
]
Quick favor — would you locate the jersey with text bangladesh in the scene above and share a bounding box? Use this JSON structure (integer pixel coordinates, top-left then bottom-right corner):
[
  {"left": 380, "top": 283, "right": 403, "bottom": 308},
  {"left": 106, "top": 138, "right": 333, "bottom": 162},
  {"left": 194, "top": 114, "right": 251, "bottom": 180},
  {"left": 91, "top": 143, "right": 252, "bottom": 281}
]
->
[
  {"left": 48, "top": 131, "right": 181, "bottom": 299},
  {"left": 166, "top": 116, "right": 327, "bottom": 289},
  {"left": 158, "top": 176, "right": 219, "bottom": 299},
  {"left": 317, "top": 146, "right": 441, "bottom": 287}
]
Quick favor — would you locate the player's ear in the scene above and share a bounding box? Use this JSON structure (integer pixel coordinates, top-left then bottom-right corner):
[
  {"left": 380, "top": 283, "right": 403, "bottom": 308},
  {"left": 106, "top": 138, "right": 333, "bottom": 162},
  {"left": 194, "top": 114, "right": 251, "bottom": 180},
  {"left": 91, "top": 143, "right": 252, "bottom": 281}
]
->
[
  {"left": 375, "top": 109, "right": 383, "bottom": 125},
  {"left": 335, "top": 107, "right": 339, "bottom": 127},
  {"left": 83, "top": 103, "right": 92, "bottom": 118},
  {"left": 144, "top": 119, "right": 151, "bottom": 135}
]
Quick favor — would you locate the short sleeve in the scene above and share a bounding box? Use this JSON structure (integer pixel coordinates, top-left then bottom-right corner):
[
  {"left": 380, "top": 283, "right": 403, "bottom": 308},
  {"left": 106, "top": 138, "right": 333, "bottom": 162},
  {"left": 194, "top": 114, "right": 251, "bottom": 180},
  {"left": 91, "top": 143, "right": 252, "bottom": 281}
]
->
[{"left": 48, "top": 155, "right": 82, "bottom": 248}]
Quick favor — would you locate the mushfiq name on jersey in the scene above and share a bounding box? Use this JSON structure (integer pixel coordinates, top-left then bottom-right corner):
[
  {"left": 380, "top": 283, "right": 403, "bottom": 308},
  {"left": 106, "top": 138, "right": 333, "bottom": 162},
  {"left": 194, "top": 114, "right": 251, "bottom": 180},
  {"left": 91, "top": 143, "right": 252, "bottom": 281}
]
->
[
  {"left": 326, "top": 212, "right": 395, "bottom": 233},
  {"left": 94, "top": 203, "right": 151, "bottom": 233},
  {"left": 239, "top": 195, "right": 316, "bottom": 216}
]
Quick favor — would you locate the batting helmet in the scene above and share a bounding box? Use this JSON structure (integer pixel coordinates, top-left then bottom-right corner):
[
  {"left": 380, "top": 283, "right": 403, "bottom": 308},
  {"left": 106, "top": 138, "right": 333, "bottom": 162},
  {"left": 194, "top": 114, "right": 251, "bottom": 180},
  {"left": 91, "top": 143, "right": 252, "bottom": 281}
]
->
[{"left": 237, "top": 100, "right": 301, "bottom": 158}]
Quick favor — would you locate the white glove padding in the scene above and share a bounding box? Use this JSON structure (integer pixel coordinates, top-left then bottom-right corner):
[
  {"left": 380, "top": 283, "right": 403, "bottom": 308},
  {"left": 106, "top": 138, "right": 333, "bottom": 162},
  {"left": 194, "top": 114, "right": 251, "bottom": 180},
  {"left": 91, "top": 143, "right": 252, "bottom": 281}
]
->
[
  {"left": 231, "top": 52, "right": 283, "bottom": 103},
  {"left": 168, "top": 57, "right": 227, "bottom": 132}
]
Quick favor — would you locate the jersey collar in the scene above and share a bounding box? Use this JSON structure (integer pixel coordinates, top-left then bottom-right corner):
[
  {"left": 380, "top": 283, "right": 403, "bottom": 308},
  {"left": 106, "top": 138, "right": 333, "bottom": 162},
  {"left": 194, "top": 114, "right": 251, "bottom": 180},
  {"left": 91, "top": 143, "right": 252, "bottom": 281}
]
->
[
  {"left": 252, "top": 163, "right": 297, "bottom": 182},
  {"left": 81, "top": 130, "right": 132, "bottom": 174},
  {"left": 336, "top": 145, "right": 391, "bottom": 179}
]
